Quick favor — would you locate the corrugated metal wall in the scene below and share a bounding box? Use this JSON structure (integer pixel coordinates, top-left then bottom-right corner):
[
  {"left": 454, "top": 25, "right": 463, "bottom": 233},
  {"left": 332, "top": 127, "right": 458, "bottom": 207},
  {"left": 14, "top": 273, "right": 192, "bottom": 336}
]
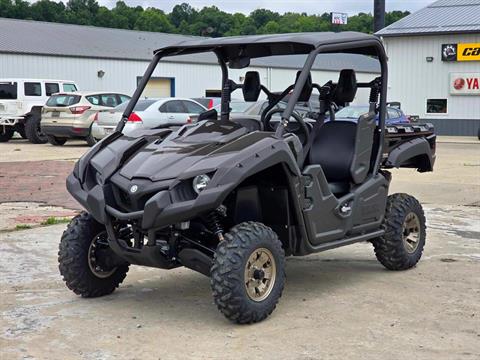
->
[
  {"left": 0, "top": 53, "right": 378, "bottom": 103},
  {"left": 383, "top": 33, "right": 480, "bottom": 136}
]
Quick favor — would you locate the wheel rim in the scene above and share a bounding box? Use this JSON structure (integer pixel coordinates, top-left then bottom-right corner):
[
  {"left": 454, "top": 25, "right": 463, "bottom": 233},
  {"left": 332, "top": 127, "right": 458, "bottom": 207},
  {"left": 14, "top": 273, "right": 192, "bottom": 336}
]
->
[
  {"left": 88, "top": 231, "right": 117, "bottom": 278},
  {"left": 244, "top": 248, "right": 276, "bottom": 302},
  {"left": 402, "top": 212, "right": 421, "bottom": 253}
]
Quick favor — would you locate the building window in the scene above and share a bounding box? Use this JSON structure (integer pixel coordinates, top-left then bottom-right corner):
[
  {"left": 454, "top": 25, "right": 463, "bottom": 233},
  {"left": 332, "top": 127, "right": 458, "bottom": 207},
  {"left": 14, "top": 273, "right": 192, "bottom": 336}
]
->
[
  {"left": 426, "top": 99, "right": 447, "bottom": 114},
  {"left": 24, "top": 82, "right": 41, "bottom": 96}
]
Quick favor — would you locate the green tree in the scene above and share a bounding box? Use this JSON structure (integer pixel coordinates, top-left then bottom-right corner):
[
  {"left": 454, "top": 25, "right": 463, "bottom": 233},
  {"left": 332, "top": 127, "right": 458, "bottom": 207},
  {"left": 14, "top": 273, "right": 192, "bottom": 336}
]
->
[
  {"left": 386, "top": 10, "right": 410, "bottom": 26},
  {"left": 193, "top": 6, "right": 233, "bottom": 37},
  {"left": 170, "top": 2, "right": 197, "bottom": 28},
  {"left": 134, "top": 8, "right": 173, "bottom": 33},
  {"left": 258, "top": 20, "right": 280, "bottom": 34},
  {"left": 0, "top": 0, "right": 15, "bottom": 18},
  {"left": 250, "top": 9, "right": 279, "bottom": 28},
  {"left": 1, "top": 1, "right": 412, "bottom": 36},
  {"left": 11, "top": 0, "right": 30, "bottom": 18},
  {"left": 65, "top": 0, "right": 99, "bottom": 25},
  {"left": 30, "top": 0, "right": 66, "bottom": 22}
]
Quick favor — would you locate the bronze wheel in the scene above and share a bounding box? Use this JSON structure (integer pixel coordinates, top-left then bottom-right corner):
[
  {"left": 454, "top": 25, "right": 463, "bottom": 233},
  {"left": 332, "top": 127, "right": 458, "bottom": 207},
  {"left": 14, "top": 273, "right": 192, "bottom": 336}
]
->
[{"left": 244, "top": 248, "right": 276, "bottom": 302}]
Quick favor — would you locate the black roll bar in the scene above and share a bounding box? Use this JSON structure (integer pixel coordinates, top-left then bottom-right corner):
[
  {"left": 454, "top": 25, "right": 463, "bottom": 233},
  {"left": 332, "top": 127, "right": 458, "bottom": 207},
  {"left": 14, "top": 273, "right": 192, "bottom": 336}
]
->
[{"left": 116, "top": 53, "right": 161, "bottom": 132}]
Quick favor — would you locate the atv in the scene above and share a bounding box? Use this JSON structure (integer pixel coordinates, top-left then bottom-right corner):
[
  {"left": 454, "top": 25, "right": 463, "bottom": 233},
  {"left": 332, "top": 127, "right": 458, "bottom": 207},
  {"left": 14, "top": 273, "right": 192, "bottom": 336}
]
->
[{"left": 59, "top": 32, "right": 436, "bottom": 324}]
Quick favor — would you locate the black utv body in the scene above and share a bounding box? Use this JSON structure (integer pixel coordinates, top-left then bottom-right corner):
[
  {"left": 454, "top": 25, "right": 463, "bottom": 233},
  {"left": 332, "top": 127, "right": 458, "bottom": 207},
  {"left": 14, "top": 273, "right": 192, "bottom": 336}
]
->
[{"left": 59, "top": 32, "right": 436, "bottom": 324}]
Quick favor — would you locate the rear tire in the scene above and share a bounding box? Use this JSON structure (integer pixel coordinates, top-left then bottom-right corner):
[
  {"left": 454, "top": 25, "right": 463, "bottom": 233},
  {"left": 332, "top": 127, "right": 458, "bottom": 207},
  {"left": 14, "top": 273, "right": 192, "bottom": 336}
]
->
[
  {"left": 211, "top": 222, "right": 285, "bottom": 324},
  {"left": 25, "top": 113, "right": 47, "bottom": 144},
  {"left": 58, "top": 212, "right": 129, "bottom": 298},
  {"left": 0, "top": 125, "right": 14, "bottom": 142},
  {"left": 47, "top": 135, "right": 67, "bottom": 146},
  {"left": 373, "top": 193, "right": 426, "bottom": 270}
]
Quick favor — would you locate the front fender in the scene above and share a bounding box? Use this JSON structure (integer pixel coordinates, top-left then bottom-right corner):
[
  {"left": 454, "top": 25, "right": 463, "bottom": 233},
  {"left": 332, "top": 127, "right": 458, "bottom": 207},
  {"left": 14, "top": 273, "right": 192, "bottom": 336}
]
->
[{"left": 142, "top": 136, "right": 303, "bottom": 229}]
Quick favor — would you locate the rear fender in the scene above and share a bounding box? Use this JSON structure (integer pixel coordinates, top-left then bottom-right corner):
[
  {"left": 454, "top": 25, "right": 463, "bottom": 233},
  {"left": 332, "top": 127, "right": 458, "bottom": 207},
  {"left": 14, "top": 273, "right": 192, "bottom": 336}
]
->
[{"left": 385, "top": 136, "right": 435, "bottom": 172}]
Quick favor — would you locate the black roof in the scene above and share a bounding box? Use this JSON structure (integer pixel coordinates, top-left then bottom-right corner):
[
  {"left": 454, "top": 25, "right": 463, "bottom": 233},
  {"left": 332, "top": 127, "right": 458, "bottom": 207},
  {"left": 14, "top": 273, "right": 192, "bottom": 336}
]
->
[{"left": 155, "top": 32, "right": 383, "bottom": 60}]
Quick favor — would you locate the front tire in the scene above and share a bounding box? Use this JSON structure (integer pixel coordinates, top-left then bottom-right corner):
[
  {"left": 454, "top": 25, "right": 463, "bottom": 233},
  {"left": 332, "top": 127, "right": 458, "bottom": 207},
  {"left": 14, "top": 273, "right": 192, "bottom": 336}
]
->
[
  {"left": 25, "top": 113, "right": 47, "bottom": 144},
  {"left": 210, "top": 222, "right": 286, "bottom": 324},
  {"left": 47, "top": 135, "right": 67, "bottom": 146},
  {"left": 373, "top": 193, "right": 426, "bottom": 270},
  {"left": 0, "top": 125, "right": 14, "bottom": 142},
  {"left": 58, "top": 212, "right": 129, "bottom": 297}
]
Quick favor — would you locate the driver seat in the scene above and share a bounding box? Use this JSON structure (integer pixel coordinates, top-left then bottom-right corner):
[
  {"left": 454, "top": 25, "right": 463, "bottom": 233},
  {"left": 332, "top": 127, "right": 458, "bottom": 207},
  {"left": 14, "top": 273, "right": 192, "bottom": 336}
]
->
[{"left": 308, "top": 69, "right": 369, "bottom": 196}]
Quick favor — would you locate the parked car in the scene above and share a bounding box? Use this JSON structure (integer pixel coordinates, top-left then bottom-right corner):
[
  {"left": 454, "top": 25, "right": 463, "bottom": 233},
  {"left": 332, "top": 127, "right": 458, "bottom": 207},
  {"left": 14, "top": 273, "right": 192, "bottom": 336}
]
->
[
  {"left": 213, "top": 100, "right": 255, "bottom": 114},
  {"left": 0, "top": 79, "right": 78, "bottom": 143},
  {"left": 192, "top": 97, "right": 221, "bottom": 109},
  {"left": 335, "top": 105, "right": 410, "bottom": 124},
  {"left": 41, "top": 91, "right": 130, "bottom": 146},
  {"left": 91, "top": 98, "right": 207, "bottom": 140}
]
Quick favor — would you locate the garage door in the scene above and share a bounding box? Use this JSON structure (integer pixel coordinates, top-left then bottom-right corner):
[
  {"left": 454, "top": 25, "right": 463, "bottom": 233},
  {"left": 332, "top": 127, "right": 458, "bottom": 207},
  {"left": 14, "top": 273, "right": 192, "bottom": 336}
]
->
[{"left": 141, "top": 78, "right": 173, "bottom": 98}]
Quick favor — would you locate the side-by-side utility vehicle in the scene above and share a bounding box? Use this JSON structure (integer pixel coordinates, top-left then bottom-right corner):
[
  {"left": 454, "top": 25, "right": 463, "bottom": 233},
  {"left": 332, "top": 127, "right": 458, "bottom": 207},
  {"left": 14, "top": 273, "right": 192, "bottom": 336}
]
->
[{"left": 59, "top": 32, "right": 436, "bottom": 324}]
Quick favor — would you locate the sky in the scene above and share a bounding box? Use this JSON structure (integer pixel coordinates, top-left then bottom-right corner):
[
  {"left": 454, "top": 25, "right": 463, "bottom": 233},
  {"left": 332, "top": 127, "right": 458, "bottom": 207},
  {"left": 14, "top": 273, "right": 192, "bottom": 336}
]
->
[{"left": 95, "top": 0, "right": 435, "bottom": 15}]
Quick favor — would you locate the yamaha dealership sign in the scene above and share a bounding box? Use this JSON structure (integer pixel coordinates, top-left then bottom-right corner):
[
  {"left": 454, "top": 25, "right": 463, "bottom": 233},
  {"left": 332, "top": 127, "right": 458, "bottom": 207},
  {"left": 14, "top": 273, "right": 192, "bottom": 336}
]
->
[
  {"left": 450, "top": 73, "right": 480, "bottom": 95},
  {"left": 442, "top": 43, "right": 480, "bottom": 62}
]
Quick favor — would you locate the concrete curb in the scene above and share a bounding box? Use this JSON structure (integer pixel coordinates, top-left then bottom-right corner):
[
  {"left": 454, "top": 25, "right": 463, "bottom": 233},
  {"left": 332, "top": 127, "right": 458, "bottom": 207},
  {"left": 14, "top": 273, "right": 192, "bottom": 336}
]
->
[{"left": 436, "top": 136, "right": 479, "bottom": 144}]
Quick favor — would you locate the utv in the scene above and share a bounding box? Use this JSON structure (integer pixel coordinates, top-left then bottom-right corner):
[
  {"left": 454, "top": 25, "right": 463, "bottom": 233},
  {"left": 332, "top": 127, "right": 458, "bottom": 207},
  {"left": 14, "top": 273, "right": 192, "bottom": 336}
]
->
[{"left": 59, "top": 32, "right": 436, "bottom": 324}]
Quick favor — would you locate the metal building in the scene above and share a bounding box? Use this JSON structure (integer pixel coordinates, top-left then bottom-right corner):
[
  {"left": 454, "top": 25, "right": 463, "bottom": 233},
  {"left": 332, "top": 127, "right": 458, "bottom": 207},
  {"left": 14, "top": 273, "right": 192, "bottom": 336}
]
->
[
  {"left": 377, "top": 0, "right": 480, "bottom": 136},
  {"left": 0, "top": 18, "right": 380, "bottom": 104}
]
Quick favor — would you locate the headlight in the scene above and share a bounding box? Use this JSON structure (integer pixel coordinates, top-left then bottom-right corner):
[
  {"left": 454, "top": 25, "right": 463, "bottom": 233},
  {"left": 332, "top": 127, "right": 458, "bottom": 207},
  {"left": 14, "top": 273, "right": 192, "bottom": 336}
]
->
[{"left": 192, "top": 174, "right": 210, "bottom": 194}]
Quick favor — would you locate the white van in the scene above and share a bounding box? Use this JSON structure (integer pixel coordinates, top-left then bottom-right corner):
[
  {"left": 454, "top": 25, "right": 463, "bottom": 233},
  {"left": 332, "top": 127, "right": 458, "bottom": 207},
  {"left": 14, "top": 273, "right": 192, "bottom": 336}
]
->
[{"left": 0, "top": 79, "right": 78, "bottom": 143}]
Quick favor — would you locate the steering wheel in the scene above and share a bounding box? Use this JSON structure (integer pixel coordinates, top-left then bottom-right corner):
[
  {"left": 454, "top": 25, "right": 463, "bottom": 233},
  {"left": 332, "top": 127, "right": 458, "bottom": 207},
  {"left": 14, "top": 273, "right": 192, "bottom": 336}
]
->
[{"left": 263, "top": 108, "right": 310, "bottom": 146}]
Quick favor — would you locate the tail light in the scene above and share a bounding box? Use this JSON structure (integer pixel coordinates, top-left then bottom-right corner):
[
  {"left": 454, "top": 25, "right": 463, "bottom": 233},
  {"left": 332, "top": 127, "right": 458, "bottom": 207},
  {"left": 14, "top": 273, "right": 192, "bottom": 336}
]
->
[
  {"left": 208, "top": 99, "right": 214, "bottom": 109},
  {"left": 186, "top": 116, "right": 192, "bottom": 124},
  {"left": 70, "top": 106, "right": 91, "bottom": 114},
  {"left": 127, "top": 112, "right": 142, "bottom": 122}
]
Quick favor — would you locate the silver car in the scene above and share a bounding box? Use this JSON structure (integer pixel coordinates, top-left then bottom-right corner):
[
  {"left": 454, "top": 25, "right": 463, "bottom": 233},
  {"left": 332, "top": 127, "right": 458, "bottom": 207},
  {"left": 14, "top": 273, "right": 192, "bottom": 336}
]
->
[{"left": 92, "top": 98, "right": 206, "bottom": 139}]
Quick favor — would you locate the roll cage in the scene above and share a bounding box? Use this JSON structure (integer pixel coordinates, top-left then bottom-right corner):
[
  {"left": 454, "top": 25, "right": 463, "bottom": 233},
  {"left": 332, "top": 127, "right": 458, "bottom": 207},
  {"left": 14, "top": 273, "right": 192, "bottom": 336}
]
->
[{"left": 118, "top": 32, "right": 388, "bottom": 173}]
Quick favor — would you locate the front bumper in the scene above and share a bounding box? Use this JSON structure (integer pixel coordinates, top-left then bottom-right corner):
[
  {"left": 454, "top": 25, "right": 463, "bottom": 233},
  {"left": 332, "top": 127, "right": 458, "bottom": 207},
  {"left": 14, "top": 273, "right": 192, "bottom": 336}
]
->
[
  {"left": 42, "top": 125, "right": 90, "bottom": 138},
  {"left": 0, "top": 116, "right": 24, "bottom": 126},
  {"left": 67, "top": 172, "right": 228, "bottom": 231}
]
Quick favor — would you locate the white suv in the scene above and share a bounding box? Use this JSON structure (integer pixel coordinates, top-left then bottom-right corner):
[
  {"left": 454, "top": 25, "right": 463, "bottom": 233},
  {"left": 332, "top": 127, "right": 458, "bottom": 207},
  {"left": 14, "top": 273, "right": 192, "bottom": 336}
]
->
[{"left": 0, "top": 79, "right": 78, "bottom": 143}]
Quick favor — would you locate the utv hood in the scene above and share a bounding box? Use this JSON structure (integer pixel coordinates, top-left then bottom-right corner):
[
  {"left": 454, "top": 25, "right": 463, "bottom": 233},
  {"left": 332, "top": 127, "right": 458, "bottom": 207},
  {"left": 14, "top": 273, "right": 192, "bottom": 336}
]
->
[{"left": 115, "top": 120, "right": 253, "bottom": 181}]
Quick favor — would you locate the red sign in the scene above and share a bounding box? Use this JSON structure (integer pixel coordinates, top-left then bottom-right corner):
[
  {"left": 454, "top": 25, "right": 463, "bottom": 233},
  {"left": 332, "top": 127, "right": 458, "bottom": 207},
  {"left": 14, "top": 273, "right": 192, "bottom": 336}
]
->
[{"left": 450, "top": 73, "right": 480, "bottom": 95}]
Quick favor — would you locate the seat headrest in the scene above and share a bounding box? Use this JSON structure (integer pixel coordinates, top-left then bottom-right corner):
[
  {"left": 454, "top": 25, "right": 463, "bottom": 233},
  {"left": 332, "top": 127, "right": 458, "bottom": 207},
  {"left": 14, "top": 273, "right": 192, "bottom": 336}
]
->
[
  {"left": 334, "top": 69, "right": 357, "bottom": 105},
  {"left": 295, "top": 71, "right": 313, "bottom": 102},
  {"left": 243, "top": 71, "right": 261, "bottom": 102}
]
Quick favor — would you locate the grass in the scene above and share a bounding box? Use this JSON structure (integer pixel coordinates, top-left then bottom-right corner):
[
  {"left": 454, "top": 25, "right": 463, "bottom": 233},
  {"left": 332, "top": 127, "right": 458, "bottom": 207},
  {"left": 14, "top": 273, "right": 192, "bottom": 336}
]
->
[
  {"left": 15, "top": 224, "right": 32, "bottom": 230},
  {"left": 41, "top": 217, "right": 72, "bottom": 226}
]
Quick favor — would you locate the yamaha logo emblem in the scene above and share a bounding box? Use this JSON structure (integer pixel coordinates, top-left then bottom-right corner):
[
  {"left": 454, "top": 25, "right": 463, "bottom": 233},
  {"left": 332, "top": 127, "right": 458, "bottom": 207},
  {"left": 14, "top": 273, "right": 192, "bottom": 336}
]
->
[
  {"left": 453, "top": 77, "right": 465, "bottom": 90},
  {"left": 130, "top": 185, "right": 138, "bottom": 193}
]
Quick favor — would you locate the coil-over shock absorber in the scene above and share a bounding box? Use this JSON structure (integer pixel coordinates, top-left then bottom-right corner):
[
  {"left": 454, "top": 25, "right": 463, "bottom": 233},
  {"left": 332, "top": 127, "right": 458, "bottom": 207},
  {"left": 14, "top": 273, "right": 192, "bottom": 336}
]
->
[{"left": 206, "top": 206, "right": 227, "bottom": 241}]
